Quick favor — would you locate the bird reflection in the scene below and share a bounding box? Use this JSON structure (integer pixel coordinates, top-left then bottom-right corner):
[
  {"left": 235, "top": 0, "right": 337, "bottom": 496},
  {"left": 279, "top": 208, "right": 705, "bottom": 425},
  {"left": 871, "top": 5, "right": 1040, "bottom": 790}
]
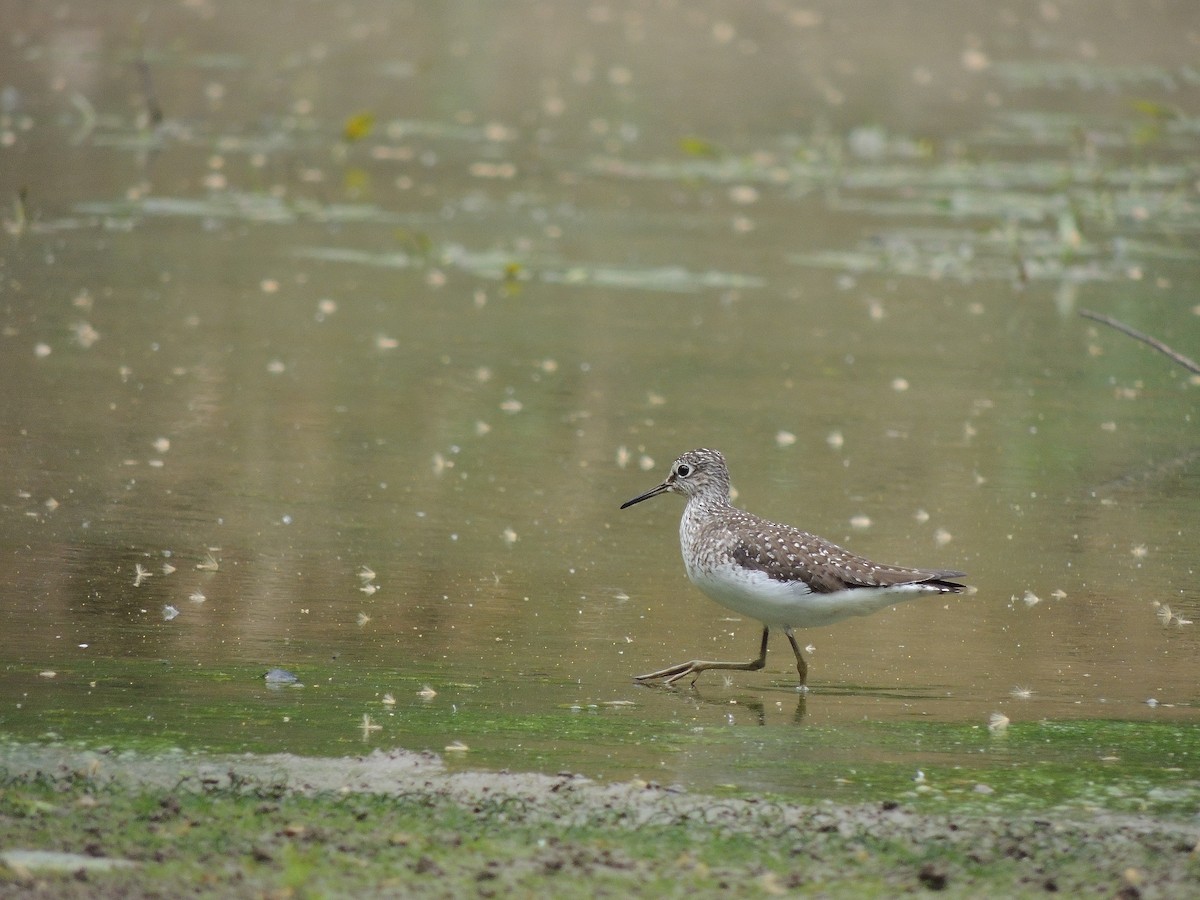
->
[{"left": 639, "top": 682, "right": 808, "bottom": 724}]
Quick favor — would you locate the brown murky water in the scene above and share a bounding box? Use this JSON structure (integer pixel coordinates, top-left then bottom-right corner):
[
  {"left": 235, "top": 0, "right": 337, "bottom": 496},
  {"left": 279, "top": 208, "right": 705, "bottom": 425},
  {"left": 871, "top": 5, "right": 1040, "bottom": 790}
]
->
[{"left": 1, "top": 1, "right": 1196, "bottom": 789}]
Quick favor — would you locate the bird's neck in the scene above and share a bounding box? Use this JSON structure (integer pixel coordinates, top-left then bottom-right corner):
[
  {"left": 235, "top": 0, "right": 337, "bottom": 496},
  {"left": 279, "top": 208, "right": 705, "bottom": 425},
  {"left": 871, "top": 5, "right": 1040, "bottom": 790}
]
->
[{"left": 680, "top": 489, "right": 732, "bottom": 542}]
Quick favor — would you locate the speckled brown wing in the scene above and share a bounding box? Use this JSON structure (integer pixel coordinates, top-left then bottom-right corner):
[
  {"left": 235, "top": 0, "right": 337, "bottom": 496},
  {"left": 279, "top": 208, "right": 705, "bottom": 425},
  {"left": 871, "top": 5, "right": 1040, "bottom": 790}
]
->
[{"left": 731, "top": 526, "right": 966, "bottom": 594}]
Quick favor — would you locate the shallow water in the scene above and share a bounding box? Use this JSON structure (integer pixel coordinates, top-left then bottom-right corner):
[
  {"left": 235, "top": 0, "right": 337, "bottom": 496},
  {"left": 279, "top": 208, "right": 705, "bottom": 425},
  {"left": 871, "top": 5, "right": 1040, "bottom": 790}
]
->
[{"left": 1, "top": 1, "right": 1197, "bottom": 794}]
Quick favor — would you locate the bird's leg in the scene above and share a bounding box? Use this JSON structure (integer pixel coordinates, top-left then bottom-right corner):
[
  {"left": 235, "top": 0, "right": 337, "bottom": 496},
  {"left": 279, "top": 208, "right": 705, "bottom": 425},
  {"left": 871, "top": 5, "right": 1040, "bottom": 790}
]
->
[
  {"left": 783, "top": 627, "right": 809, "bottom": 688},
  {"left": 636, "top": 626, "right": 770, "bottom": 686}
]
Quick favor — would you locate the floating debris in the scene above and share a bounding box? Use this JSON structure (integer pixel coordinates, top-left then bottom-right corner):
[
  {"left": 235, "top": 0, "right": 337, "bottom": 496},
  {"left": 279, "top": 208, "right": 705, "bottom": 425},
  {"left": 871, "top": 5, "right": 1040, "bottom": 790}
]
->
[
  {"left": 343, "top": 111, "right": 375, "bottom": 142},
  {"left": 1153, "top": 602, "right": 1193, "bottom": 627},
  {"left": 990, "top": 60, "right": 1181, "bottom": 92},
  {"left": 77, "top": 193, "right": 434, "bottom": 227},
  {"left": 775, "top": 430, "right": 796, "bottom": 448},
  {"left": 71, "top": 321, "right": 100, "bottom": 348},
  {"left": 729, "top": 184, "right": 759, "bottom": 205},
  {"left": 0, "top": 849, "right": 137, "bottom": 873},
  {"left": 294, "top": 245, "right": 765, "bottom": 295},
  {"left": 468, "top": 160, "right": 517, "bottom": 179}
]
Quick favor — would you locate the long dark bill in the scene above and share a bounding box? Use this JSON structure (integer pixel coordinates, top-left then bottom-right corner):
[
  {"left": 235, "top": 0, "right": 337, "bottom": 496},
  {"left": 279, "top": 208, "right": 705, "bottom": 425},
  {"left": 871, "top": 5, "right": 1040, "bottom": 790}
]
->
[{"left": 620, "top": 481, "right": 670, "bottom": 509}]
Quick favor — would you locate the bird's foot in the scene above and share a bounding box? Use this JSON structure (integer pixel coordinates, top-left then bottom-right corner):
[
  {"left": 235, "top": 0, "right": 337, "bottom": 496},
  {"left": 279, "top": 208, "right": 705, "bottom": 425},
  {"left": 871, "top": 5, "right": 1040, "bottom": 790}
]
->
[
  {"left": 636, "top": 655, "right": 766, "bottom": 687},
  {"left": 635, "top": 660, "right": 704, "bottom": 686}
]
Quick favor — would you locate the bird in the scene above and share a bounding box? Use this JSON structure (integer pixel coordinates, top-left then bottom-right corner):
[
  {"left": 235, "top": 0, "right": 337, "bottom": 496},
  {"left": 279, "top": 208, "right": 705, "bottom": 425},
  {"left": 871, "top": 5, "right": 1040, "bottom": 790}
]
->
[{"left": 620, "top": 448, "right": 967, "bottom": 688}]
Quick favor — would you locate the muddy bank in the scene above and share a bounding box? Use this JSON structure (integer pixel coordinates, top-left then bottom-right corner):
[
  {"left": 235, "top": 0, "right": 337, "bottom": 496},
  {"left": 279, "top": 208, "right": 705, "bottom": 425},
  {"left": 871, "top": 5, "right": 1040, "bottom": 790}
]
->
[{"left": 1, "top": 743, "right": 1197, "bottom": 897}]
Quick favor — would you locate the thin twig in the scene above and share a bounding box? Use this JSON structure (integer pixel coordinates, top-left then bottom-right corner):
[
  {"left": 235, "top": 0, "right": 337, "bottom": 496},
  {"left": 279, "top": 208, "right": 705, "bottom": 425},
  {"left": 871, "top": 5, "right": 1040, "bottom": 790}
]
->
[
  {"left": 1078, "top": 308, "right": 1200, "bottom": 376},
  {"left": 135, "top": 58, "right": 163, "bottom": 127}
]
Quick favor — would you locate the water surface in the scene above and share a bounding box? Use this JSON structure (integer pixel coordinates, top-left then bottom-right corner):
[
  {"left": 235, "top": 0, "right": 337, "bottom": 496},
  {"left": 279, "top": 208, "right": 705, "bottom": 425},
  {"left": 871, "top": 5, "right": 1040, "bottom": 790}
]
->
[{"left": 1, "top": 1, "right": 1197, "bottom": 796}]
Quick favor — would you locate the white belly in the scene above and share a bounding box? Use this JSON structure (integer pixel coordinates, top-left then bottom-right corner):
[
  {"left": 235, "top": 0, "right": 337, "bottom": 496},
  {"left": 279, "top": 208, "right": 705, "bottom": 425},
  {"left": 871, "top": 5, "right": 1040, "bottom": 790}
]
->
[{"left": 687, "top": 560, "right": 935, "bottom": 629}]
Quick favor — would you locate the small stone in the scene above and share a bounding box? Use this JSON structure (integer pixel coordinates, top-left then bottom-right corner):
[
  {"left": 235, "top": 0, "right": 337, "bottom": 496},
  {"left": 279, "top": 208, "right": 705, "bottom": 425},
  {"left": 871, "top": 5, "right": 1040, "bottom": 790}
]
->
[{"left": 918, "top": 862, "right": 948, "bottom": 890}]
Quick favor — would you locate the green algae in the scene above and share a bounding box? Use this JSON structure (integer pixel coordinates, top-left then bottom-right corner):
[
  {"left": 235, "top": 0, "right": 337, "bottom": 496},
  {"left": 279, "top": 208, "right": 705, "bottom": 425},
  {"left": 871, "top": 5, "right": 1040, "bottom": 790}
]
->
[{"left": 4, "top": 655, "right": 1198, "bottom": 819}]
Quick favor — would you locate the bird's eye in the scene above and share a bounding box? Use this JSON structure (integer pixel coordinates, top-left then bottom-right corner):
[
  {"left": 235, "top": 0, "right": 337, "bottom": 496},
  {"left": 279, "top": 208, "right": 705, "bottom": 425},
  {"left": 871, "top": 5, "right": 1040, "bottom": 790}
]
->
[{"left": 676, "top": 464, "right": 691, "bottom": 477}]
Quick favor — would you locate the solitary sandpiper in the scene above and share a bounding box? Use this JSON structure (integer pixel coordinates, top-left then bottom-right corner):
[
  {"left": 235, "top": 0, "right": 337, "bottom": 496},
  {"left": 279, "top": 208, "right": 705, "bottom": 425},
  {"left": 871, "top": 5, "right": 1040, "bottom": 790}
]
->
[{"left": 621, "top": 448, "right": 967, "bottom": 688}]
